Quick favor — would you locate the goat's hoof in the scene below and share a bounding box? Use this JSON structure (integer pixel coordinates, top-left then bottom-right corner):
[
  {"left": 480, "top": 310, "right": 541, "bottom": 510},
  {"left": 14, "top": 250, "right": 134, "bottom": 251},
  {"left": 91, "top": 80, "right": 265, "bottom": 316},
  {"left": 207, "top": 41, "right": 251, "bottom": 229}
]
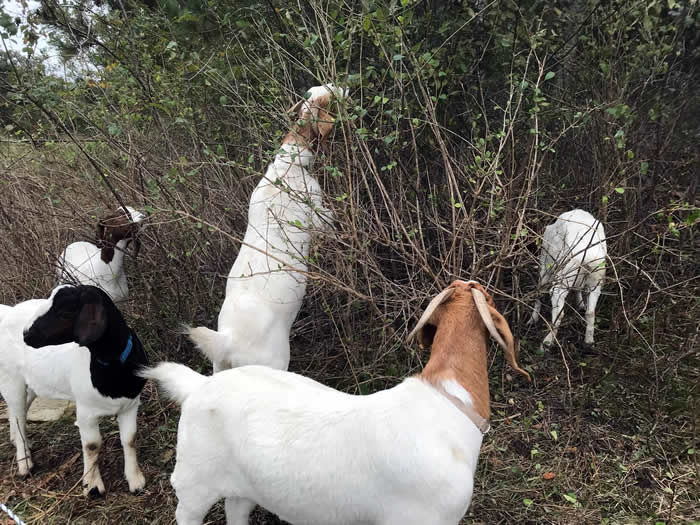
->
[
  {"left": 87, "top": 486, "right": 105, "bottom": 499},
  {"left": 127, "top": 471, "right": 146, "bottom": 493},
  {"left": 16, "top": 457, "right": 34, "bottom": 477},
  {"left": 581, "top": 341, "right": 595, "bottom": 354}
]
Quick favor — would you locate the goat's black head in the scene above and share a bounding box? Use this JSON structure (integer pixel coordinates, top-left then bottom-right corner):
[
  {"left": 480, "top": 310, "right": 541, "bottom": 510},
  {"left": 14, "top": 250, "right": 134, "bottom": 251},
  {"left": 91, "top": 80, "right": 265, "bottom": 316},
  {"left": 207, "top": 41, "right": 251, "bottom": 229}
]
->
[{"left": 24, "top": 285, "right": 111, "bottom": 348}]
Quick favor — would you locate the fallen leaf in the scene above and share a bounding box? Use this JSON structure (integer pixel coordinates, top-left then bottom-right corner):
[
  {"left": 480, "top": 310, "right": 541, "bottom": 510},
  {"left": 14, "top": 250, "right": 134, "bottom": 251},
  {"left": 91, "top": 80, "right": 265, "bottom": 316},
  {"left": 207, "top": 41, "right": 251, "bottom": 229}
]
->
[
  {"left": 543, "top": 471, "right": 556, "bottom": 480},
  {"left": 161, "top": 448, "right": 175, "bottom": 464}
]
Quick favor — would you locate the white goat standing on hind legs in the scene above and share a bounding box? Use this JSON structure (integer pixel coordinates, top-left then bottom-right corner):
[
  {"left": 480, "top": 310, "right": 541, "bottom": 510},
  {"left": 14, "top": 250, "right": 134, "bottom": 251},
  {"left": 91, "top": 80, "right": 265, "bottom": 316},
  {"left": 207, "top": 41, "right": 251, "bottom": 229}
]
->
[
  {"left": 529, "top": 209, "right": 607, "bottom": 347},
  {"left": 188, "top": 84, "right": 346, "bottom": 372}
]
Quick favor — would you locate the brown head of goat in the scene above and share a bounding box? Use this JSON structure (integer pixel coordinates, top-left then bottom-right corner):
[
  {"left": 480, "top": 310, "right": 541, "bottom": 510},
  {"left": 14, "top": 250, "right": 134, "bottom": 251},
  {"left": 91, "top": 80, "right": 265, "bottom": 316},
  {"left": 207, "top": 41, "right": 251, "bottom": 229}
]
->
[{"left": 409, "top": 280, "right": 531, "bottom": 422}]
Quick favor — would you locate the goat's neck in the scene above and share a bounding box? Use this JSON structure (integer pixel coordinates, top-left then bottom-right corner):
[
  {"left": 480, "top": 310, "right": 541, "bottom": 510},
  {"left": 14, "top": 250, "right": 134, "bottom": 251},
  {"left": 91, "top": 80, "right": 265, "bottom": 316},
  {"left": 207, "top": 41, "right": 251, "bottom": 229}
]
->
[
  {"left": 420, "top": 311, "right": 490, "bottom": 421},
  {"left": 277, "top": 143, "right": 314, "bottom": 170},
  {"left": 86, "top": 307, "right": 132, "bottom": 361},
  {"left": 100, "top": 239, "right": 129, "bottom": 267},
  {"left": 111, "top": 239, "right": 129, "bottom": 265}
]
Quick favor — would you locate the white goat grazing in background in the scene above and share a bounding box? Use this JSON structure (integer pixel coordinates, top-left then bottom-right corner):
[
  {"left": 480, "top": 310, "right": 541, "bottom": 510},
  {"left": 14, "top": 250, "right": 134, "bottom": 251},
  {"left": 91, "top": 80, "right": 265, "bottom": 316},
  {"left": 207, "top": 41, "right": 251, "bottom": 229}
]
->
[
  {"left": 141, "top": 280, "right": 530, "bottom": 525},
  {"left": 188, "top": 84, "right": 346, "bottom": 372},
  {"left": 529, "top": 209, "right": 607, "bottom": 346},
  {"left": 57, "top": 205, "right": 145, "bottom": 303}
]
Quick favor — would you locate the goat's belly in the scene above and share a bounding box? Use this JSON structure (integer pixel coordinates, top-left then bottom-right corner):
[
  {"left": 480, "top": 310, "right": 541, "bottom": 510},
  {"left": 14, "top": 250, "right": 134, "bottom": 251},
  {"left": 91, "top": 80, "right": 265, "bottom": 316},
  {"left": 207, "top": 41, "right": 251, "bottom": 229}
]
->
[{"left": 250, "top": 477, "right": 471, "bottom": 525}]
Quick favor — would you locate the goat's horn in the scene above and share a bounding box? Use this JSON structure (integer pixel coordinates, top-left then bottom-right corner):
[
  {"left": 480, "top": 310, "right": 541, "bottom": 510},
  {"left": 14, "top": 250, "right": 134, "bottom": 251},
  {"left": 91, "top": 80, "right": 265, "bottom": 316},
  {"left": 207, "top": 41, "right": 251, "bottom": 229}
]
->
[{"left": 407, "top": 287, "right": 455, "bottom": 343}]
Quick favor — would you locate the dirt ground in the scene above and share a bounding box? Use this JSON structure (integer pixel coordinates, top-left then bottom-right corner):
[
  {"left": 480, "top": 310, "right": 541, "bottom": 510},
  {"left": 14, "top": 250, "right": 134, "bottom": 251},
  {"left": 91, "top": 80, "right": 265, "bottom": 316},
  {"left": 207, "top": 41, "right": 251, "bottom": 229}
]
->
[{"left": 1, "top": 314, "right": 697, "bottom": 525}]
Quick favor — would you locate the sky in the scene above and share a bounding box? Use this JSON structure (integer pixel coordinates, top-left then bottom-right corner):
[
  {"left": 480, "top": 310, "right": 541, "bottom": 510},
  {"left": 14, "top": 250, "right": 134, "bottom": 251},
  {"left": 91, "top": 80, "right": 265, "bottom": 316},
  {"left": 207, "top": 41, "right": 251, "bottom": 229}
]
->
[{"left": 2, "top": 0, "right": 98, "bottom": 77}]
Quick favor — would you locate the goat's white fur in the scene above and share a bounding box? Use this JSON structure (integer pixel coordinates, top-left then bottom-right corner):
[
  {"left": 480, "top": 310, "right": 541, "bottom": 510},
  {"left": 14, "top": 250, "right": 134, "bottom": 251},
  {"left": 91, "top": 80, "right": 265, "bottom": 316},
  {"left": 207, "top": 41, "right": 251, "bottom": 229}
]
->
[
  {"left": 529, "top": 209, "right": 607, "bottom": 346},
  {"left": 188, "top": 85, "right": 345, "bottom": 372},
  {"left": 0, "top": 288, "right": 145, "bottom": 494},
  {"left": 141, "top": 363, "right": 480, "bottom": 525},
  {"left": 57, "top": 206, "right": 144, "bottom": 303}
]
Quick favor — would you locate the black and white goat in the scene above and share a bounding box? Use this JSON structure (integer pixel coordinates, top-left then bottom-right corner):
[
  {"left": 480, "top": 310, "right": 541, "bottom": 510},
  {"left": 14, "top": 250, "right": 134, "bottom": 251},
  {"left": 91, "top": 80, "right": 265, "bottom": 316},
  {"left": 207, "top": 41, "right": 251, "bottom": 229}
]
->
[{"left": 0, "top": 284, "right": 148, "bottom": 496}]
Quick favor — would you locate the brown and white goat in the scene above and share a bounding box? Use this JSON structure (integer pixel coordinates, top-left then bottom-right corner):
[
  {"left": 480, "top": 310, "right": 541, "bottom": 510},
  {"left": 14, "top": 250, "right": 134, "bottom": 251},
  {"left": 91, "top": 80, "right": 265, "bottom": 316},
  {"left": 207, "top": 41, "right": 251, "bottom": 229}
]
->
[
  {"left": 57, "top": 206, "right": 145, "bottom": 303},
  {"left": 141, "top": 280, "right": 530, "bottom": 525}
]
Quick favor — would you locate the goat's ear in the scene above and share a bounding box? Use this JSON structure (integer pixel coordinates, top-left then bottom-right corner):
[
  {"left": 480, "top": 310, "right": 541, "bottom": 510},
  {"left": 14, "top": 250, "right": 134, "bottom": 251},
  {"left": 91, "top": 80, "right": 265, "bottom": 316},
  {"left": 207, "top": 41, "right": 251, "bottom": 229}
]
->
[
  {"left": 489, "top": 307, "right": 531, "bottom": 382},
  {"left": 132, "top": 236, "right": 141, "bottom": 259},
  {"left": 471, "top": 288, "right": 531, "bottom": 382},
  {"left": 74, "top": 300, "right": 107, "bottom": 346},
  {"left": 287, "top": 99, "right": 306, "bottom": 117},
  {"left": 316, "top": 108, "right": 336, "bottom": 146},
  {"left": 96, "top": 220, "right": 107, "bottom": 248},
  {"left": 407, "top": 287, "right": 455, "bottom": 348}
]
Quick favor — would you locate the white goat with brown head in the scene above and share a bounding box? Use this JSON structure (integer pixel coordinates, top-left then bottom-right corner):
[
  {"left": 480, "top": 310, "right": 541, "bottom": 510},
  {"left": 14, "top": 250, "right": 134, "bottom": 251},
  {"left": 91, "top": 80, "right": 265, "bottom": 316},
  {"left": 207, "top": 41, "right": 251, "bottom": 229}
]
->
[
  {"left": 57, "top": 206, "right": 145, "bottom": 303},
  {"left": 141, "top": 280, "right": 530, "bottom": 525},
  {"left": 187, "top": 84, "right": 346, "bottom": 372}
]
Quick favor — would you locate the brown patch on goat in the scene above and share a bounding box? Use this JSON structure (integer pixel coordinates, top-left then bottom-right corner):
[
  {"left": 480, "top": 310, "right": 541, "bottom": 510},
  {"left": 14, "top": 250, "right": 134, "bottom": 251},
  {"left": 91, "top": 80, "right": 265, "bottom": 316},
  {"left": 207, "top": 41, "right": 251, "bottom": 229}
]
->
[
  {"left": 418, "top": 281, "right": 526, "bottom": 422},
  {"left": 283, "top": 92, "right": 337, "bottom": 152},
  {"left": 96, "top": 209, "right": 139, "bottom": 264}
]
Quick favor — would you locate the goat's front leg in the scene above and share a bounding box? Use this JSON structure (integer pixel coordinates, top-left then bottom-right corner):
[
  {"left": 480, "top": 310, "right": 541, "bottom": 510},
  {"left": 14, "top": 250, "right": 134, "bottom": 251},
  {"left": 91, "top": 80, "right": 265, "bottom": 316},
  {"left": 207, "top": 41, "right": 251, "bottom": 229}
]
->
[
  {"left": 76, "top": 410, "right": 105, "bottom": 497},
  {"left": 224, "top": 497, "right": 255, "bottom": 525},
  {"left": 542, "top": 286, "right": 569, "bottom": 347},
  {"left": 117, "top": 402, "right": 145, "bottom": 493}
]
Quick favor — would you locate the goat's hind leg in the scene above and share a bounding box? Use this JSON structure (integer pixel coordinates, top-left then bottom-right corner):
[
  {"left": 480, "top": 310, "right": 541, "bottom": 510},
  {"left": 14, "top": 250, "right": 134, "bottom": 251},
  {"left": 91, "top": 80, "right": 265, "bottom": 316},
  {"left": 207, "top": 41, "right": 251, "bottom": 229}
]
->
[
  {"left": 583, "top": 280, "right": 603, "bottom": 346},
  {"left": 117, "top": 402, "right": 146, "bottom": 493},
  {"left": 542, "top": 285, "right": 569, "bottom": 347},
  {"left": 3, "top": 378, "right": 33, "bottom": 476}
]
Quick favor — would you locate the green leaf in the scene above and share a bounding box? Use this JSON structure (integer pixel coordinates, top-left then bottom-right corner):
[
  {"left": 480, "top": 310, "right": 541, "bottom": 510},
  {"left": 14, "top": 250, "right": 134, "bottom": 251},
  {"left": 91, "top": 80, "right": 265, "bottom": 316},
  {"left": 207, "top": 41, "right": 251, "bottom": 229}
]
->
[
  {"left": 523, "top": 498, "right": 534, "bottom": 507},
  {"left": 107, "top": 123, "right": 121, "bottom": 136},
  {"left": 563, "top": 493, "right": 578, "bottom": 504},
  {"left": 615, "top": 187, "right": 625, "bottom": 194},
  {"left": 641, "top": 161, "right": 649, "bottom": 175},
  {"left": 392, "top": 54, "right": 404, "bottom": 61},
  {"left": 550, "top": 430, "right": 558, "bottom": 441},
  {"left": 544, "top": 71, "right": 555, "bottom": 80}
]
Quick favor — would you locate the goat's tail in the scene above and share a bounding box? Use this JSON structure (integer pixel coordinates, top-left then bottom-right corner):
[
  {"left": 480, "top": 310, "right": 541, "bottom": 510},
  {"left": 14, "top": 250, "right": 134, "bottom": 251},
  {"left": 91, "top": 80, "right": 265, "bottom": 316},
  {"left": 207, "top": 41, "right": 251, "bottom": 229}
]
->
[
  {"left": 138, "top": 363, "right": 207, "bottom": 405},
  {"left": 186, "top": 325, "right": 231, "bottom": 367}
]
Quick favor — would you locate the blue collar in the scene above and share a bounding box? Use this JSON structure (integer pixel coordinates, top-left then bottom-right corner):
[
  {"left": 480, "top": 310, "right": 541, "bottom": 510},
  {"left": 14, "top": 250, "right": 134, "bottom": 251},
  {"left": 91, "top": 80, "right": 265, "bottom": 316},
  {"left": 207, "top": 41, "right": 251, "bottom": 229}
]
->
[
  {"left": 95, "top": 334, "right": 133, "bottom": 367},
  {"left": 120, "top": 334, "right": 133, "bottom": 364}
]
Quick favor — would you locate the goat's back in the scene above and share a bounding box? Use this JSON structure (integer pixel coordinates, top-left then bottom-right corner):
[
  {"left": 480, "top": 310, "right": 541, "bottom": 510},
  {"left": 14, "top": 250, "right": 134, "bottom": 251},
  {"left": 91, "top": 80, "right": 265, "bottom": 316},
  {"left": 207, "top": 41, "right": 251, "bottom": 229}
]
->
[
  {"left": 171, "top": 367, "right": 478, "bottom": 524},
  {"left": 542, "top": 209, "right": 606, "bottom": 273}
]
